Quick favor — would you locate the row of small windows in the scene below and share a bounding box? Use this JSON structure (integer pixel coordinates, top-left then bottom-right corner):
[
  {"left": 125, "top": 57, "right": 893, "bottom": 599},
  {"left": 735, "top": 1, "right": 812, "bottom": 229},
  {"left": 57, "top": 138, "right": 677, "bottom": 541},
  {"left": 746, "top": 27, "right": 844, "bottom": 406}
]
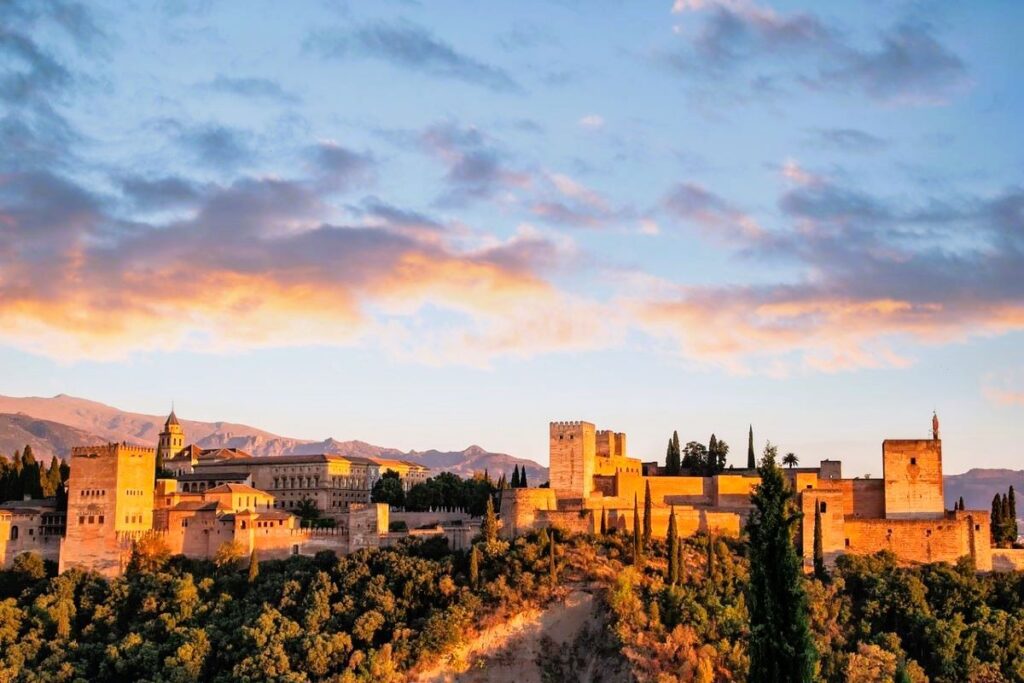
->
[
  {"left": 125, "top": 489, "right": 145, "bottom": 496},
  {"left": 124, "top": 514, "right": 143, "bottom": 524},
  {"left": 80, "top": 489, "right": 106, "bottom": 497},
  {"left": 78, "top": 515, "right": 105, "bottom": 525}
]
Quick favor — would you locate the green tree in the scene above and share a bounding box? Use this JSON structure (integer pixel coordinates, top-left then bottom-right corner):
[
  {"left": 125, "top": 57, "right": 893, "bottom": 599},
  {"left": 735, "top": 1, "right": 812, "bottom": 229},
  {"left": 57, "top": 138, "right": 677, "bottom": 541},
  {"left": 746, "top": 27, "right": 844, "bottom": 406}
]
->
[
  {"left": 511, "top": 465, "right": 520, "bottom": 488},
  {"left": 813, "top": 504, "right": 826, "bottom": 581},
  {"left": 1010, "top": 486, "right": 1018, "bottom": 541},
  {"left": 707, "top": 532, "right": 715, "bottom": 579},
  {"left": 632, "top": 494, "right": 642, "bottom": 566},
  {"left": 643, "top": 480, "right": 653, "bottom": 548},
  {"left": 295, "top": 497, "right": 321, "bottom": 527},
  {"left": 600, "top": 506, "right": 607, "bottom": 535},
  {"left": 480, "top": 496, "right": 498, "bottom": 544},
  {"left": 682, "top": 441, "right": 708, "bottom": 472},
  {"left": 783, "top": 452, "right": 799, "bottom": 469},
  {"left": 707, "top": 434, "right": 729, "bottom": 475},
  {"left": 992, "top": 493, "right": 1004, "bottom": 545},
  {"left": 747, "top": 425, "right": 756, "bottom": 469},
  {"left": 666, "top": 506, "right": 679, "bottom": 585},
  {"left": 747, "top": 443, "right": 817, "bottom": 683},
  {"left": 371, "top": 469, "right": 406, "bottom": 508},
  {"left": 519, "top": 467, "right": 528, "bottom": 488}
]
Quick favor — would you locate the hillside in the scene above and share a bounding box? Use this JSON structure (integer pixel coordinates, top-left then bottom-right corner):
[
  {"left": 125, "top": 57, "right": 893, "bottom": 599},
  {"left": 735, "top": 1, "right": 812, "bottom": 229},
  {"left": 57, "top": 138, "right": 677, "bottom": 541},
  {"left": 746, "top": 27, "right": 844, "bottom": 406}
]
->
[
  {"left": 944, "top": 468, "right": 1024, "bottom": 513},
  {"left": 0, "top": 394, "right": 547, "bottom": 482}
]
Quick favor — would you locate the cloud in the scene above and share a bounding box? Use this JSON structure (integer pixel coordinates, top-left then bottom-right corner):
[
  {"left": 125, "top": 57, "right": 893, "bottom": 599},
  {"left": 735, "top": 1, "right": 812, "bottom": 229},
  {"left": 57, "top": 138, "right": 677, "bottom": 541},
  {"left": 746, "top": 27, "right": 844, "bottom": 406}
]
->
[
  {"left": 579, "top": 114, "right": 605, "bottom": 130},
  {"left": 807, "top": 128, "right": 888, "bottom": 153},
  {"left": 662, "top": 182, "right": 762, "bottom": 241},
  {"left": 0, "top": 167, "right": 585, "bottom": 361},
  {"left": 665, "top": 2, "right": 969, "bottom": 105},
  {"left": 983, "top": 371, "right": 1024, "bottom": 407},
  {"left": 171, "top": 123, "right": 257, "bottom": 171},
  {"left": 202, "top": 75, "right": 299, "bottom": 103},
  {"left": 306, "top": 141, "right": 375, "bottom": 192},
  {"left": 421, "top": 121, "right": 531, "bottom": 206},
  {"left": 635, "top": 171, "right": 1024, "bottom": 373},
  {"left": 118, "top": 175, "right": 208, "bottom": 211},
  {"left": 306, "top": 20, "right": 521, "bottom": 93}
]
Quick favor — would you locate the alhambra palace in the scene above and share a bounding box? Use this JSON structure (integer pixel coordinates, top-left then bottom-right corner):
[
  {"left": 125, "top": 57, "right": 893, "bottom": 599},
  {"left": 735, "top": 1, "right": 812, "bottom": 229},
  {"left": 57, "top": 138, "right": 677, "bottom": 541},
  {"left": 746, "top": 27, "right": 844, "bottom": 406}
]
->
[{"left": 2, "top": 411, "right": 1023, "bottom": 576}]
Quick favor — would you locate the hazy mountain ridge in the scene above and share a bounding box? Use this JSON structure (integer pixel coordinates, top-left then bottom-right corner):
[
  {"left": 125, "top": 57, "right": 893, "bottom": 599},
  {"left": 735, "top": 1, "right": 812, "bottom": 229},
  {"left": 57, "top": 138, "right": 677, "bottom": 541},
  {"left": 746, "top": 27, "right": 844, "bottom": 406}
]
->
[
  {"left": 944, "top": 468, "right": 1024, "bottom": 513},
  {"left": 0, "top": 394, "right": 547, "bottom": 482}
]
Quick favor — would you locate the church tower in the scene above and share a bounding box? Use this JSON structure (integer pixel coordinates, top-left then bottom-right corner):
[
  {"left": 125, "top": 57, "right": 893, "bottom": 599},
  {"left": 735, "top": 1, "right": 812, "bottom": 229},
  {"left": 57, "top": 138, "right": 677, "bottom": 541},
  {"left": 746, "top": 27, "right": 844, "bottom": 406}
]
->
[{"left": 156, "top": 409, "right": 185, "bottom": 470}]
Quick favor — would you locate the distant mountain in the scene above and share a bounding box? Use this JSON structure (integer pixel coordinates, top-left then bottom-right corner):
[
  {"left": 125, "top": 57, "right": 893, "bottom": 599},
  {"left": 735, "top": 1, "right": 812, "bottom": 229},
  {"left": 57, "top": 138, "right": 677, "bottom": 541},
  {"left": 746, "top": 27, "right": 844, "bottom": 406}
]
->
[
  {"left": 0, "top": 394, "right": 547, "bottom": 483},
  {"left": 944, "top": 469, "right": 1024, "bottom": 514}
]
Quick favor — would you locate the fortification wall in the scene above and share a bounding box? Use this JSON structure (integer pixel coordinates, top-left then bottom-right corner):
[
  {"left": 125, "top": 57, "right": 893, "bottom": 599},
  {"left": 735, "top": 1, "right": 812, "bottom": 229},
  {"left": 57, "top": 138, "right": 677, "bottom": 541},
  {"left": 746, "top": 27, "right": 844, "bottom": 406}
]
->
[
  {"left": 604, "top": 505, "right": 740, "bottom": 538},
  {"left": 714, "top": 475, "right": 760, "bottom": 508},
  {"left": 390, "top": 510, "right": 472, "bottom": 528},
  {"left": 991, "top": 549, "right": 1024, "bottom": 572},
  {"left": 593, "top": 454, "right": 642, "bottom": 477},
  {"left": 499, "top": 488, "right": 557, "bottom": 538},
  {"left": 612, "top": 472, "right": 712, "bottom": 507},
  {"left": 799, "top": 490, "right": 846, "bottom": 568},
  {"left": 843, "top": 514, "right": 989, "bottom": 569},
  {"left": 538, "top": 509, "right": 594, "bottom": 535},
  {"left": 883, "top": 439, "right": 944, "bottom": 519}
]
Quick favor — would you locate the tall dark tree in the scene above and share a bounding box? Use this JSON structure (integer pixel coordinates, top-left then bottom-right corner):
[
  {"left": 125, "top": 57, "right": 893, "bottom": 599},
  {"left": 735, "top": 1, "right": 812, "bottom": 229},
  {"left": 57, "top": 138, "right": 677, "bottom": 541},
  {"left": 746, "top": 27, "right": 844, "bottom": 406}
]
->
[
  {"left": 707, "top": 434, "right": 729, "bottom": 475},
  {"left": 957, "top": 496, "right": 965, "bottom": 511},
  {"left": 1010, "top": 486, "right": 1019, "bottom": 541},
  {"left": 812, "top": 504, "right": 826, "bottom": 581},
  {"left": 247, "top": 549, "right": 259, "bottom": 584},
  {"left": 682, "top": 441, "right": 708, "bottom": 472},
  {"left": 519, "top": 467, "right": 527, "bottom": 489},
  {"left": 747, "top": 425, "right": 756, "bottom": 469},
  {"left": 666, "top": 430, "right": 681, "bottom": 475},
  {"left": 642, "top": 480, "right": 653, "bottom": 548},
  {"left": 747, "top": 443, "right": 817, "bottom": 683},
  {"left": 632, "top": 494, "right": 642, "bottom": 566},
  {"left": 480, "top": 497, "right": 498, "bottom": 544},
  {"left": 599, "top": 507, "right": 607, "bottom": 535},
  {"left": 549, "top": 533, "right": 557, "bottom": 584},
  {"left": 510, "top": 466, "right": 519, "bottom": 488},
  {"left": 469, "top": 544, "right": 480, "bottom": 588},
  {"left": 666, "top": 506, "right": 679, "bottom": 585},
  {"left": 992, "top": 493, "right": 1005, "bottom": 545},
  {"left": 370, "top": 470, "right": 406, "bottom": 508}
]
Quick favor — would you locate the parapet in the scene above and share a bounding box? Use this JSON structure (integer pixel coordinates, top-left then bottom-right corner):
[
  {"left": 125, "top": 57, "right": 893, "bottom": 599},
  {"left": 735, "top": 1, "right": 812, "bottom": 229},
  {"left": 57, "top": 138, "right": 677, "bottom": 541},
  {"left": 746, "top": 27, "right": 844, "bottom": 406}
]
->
[{"left": 71, "top": 442, "right": 156, "bottom": 459}]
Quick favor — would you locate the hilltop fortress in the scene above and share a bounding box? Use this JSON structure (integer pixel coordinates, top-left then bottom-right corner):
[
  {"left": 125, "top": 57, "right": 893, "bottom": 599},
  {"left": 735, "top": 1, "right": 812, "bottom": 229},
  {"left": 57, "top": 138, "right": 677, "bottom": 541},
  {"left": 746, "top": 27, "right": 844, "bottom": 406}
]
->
[
  {"left": 502, "top": 415, "right": 1014, "bottom": 572},
  {"left": 2, "top": 411, "right": 1022, "bottom": 575}
]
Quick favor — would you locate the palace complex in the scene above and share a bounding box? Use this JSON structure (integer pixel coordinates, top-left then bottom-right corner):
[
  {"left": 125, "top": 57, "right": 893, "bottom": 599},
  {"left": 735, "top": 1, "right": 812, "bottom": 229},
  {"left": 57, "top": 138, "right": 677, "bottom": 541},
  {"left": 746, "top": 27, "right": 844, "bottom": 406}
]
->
[
  {"left": 2, "top": 411, "right": 1023, "bottom": 576},
  {"left": 500, "top": 414, "right": 1023, "bottom": 572}
]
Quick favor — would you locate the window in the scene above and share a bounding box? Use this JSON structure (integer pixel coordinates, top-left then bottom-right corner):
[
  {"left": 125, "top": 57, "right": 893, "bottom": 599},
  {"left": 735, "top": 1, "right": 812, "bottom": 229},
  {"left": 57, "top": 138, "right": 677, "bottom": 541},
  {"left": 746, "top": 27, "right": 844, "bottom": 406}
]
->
[
  {"left": 844, "top": 538, "right": 850, "bottom": 547},
  {"left": 98, "top": 516, "right": 104, "bottom": 524},
  {"left": 910, "top": 457, "right": 917, "bottom": 465},
  {"left": 79, "top": 516, "right": 85, "bottom": 525},
  {"left": 819, "top": 502, "right": 827, "bottom": 513},
  {"left": 88, "top": 515, "right": 94, "bottom": 524},
  {"left": 10, "top": 526, "right": 17, "bottom": 540}
]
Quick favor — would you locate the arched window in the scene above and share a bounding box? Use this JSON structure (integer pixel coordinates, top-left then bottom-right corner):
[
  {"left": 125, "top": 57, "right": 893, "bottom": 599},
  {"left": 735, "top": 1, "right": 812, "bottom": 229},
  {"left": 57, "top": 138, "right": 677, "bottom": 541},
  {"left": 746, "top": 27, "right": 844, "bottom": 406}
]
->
[
  {"left": 9, "top": 526, "right": 17, "bottom": 540},
  {"left": 819, "top": 501, "right": 827, "bottom": 513}
]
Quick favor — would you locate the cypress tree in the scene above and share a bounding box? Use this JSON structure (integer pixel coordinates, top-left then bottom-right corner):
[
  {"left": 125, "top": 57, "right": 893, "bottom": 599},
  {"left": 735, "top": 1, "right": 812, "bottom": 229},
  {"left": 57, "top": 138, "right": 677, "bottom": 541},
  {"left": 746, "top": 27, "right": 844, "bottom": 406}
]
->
[
  {"left": 707, "top": 532, "right": 715, "bottom": 579},
  {"left": 632, "top": 494, "right": 642, "bottom": 566},
  {"left": 1003, "top": 494, "right": 1013, "bottom": 544},
  {"left": 538, "top": 526, "right": 549, "bottom": 547},
  {"left": 747, "top": 425, "right": 756, "bottom": 470},
  {"left": 469, "top": 544, "right": 480, "bottom": 588},
  {"left": 677, "top": 539, "right": 685, "bottom": 585},
  {"left": 959, "top": 495, "right": 965, "bottom": 511},
  {"left": 747, "top": 443, "right": 817, "bottom": 682},
  {"left": 666, "top": 431, "right": 682, "bottom": 475},
  {"left": 992, "top": 494, "right": 1004, "bottom": 545},
  {"left": 520, "top": 467, "right": 527, "bottom": 489},
  {"left": 600, "top": 507, "right": 607, "bottom": 535},
  {"left": 813, "top": 504, "right": 826, "bottom": 581},
  {"left": 667, "top": 506, "right": 679, "bottom": 585},
  {"left": 510, "top": 466, "right": 519, "bottom": 488},
  {"left": 481, "top": 497, "right": 498, "bottom": 544},
  {"left": 497, "top": 473, "right": 507, "bottom": 490},
  {"left": 643, "top": 480, "right": 653, "bottom": 548},
  {"left": 549, "top": 533, "right": 557, "bottom": 583},
  {"left": 1010, "top": 486, "right": 1019, "bottom": 541},
  {"left": 247, "top": 549, "right": 259, "bottom": 584}
]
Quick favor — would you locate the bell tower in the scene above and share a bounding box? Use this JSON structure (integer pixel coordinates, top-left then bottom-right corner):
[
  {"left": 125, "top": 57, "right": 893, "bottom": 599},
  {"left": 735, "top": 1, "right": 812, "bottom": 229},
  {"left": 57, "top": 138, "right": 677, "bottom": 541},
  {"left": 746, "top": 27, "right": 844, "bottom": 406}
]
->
[{"left": 156, "top": 408, "right": 185, "bottom": 470}]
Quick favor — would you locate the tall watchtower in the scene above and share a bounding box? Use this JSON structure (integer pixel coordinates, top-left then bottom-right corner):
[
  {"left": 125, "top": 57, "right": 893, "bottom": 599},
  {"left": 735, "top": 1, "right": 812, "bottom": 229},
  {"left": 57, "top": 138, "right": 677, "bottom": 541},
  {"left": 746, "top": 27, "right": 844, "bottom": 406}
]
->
[
  {"left": 549, "top": 421, "right": 596, "bottom": 499},
  {"left": 60, "top": 442, "right": 156, "bottom": 576},
  {"left": 882, "top": 414, "right": 944, "bottom": 520},
  {"left": 156, "top": 409, "right": 185, "bottom": 471}
]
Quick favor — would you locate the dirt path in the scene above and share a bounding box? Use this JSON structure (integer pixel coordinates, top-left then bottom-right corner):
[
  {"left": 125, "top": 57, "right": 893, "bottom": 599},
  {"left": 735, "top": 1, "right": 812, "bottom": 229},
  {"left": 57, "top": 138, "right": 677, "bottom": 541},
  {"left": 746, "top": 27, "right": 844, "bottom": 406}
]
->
[{"left": 414, "top": 588, "right": 603, "bottom": 683}]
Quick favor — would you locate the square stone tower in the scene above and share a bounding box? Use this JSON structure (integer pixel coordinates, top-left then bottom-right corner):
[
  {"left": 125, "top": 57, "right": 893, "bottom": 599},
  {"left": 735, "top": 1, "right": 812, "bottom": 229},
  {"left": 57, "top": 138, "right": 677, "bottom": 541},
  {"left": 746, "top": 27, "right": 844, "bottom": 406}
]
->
[
  {"left": 882, "top": 439, "right": 944, "bottom": 520},
  {"left": 60, "top": 443, "right": 156, "bottom": 576},
  {"left": 550, "top": 421, "right": 596, "bottom": 499}
]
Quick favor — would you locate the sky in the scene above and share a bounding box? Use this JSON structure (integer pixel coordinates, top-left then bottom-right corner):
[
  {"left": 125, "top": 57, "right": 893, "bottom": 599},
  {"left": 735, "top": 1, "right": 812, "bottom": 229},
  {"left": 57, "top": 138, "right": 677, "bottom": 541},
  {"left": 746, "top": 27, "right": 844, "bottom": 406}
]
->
[{"left": 1, "top": 0, "right": 1022, "bottom": 476}]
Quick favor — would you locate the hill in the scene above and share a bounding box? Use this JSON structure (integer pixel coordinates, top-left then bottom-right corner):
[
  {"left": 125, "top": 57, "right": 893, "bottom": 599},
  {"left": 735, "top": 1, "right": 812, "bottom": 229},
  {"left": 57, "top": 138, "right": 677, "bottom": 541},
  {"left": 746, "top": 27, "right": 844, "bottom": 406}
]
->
[
  {"left": 0, "top": 393, "right": 547, "bottom": 482},
  {"left": 944, "top": 468, "right": 1024, "bottom": 514}
]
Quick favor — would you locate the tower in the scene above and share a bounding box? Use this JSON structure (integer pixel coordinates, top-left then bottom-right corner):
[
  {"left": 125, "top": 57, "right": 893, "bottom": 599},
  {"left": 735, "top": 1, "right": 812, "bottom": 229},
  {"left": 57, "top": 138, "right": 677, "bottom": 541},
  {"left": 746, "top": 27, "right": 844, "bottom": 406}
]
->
[
  {"left": 549, "top": 421, "right": 596, "bottom": 499},
  {"left": 156, "top": 409, "right": 185, "bottom": 471}
]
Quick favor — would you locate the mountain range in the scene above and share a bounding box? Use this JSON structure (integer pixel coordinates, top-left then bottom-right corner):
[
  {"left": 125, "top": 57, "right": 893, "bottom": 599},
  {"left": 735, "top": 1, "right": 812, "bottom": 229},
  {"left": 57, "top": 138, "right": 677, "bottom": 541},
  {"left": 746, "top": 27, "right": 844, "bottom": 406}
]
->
[{"left": 0, "top": 394, "right": 548, "bottom": 483}]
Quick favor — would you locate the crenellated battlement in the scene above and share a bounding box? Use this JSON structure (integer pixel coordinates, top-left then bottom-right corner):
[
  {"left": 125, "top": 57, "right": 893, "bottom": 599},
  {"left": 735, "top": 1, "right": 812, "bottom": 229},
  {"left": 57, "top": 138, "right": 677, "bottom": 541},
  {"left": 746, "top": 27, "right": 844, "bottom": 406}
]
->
[
  {"left": 72, "top": 442, "right": 155, "bottom": 459},
  {"left": 550, "top": 420, "right": 594, "bottom": 428}
]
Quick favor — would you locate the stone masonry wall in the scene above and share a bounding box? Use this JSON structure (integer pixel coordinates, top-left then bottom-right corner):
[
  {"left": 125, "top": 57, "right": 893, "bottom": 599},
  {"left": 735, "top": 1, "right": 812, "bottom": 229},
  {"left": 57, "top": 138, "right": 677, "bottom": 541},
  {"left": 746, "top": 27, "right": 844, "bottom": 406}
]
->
[
  {"left": 883, "top": 439, "right": 944, "bottom": 519},
  {"left": 549, "top": 421, "right": 596, "bottom": 499}
]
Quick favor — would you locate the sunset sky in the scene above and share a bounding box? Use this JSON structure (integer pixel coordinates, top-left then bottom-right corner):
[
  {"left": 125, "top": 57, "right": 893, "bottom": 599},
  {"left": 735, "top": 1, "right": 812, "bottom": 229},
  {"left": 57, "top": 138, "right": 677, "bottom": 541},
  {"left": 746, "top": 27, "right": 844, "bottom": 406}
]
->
[{"left": 1, "top": 1, "right": 1022, "bottom": 475}]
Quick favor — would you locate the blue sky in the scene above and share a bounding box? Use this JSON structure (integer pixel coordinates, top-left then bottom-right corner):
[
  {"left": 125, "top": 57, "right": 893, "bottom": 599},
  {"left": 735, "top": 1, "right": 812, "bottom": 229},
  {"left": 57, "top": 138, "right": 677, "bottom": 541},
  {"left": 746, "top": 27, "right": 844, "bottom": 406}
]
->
[{"left": 1, "top": 0, "right": 1021, "bottom": 475}]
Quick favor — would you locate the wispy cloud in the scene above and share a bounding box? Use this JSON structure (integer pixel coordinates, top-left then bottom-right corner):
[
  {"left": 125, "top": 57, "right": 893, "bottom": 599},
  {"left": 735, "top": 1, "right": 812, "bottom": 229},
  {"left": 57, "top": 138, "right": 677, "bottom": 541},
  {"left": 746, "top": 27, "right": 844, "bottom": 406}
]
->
[
  {"left": 306, "top": 20, "right": 521, "bottom": 93},
  {"left": 666, "top": 1, "right": 969, "bottom": 105},
  {"left": 201, "top": 75, "right": 299, "bottom": 103}
]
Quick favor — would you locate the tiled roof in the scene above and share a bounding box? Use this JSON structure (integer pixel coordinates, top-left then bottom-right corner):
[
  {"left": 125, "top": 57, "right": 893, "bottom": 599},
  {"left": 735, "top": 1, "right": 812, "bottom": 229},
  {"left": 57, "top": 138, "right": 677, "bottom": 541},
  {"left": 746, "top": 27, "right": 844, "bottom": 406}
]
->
[{"left": 205, "top": 483, "right": 268, "bottom": 495}]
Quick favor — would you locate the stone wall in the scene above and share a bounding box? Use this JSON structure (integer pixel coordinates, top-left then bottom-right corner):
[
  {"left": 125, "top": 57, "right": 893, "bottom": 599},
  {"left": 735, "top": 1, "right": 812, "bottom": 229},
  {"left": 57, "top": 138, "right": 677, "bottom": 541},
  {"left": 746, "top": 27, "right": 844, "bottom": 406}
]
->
[
  {"left": 390, "top": 510, "right": 472, "bottom": 529},
  {"left": 498, "top": 488, "right": 557, "bottom": 538},
  {"left": 991, "top": 549, "right": 1024, "bottom": 572},
  {"left": 605, "top": 505, "right": 740, "bottom": 538},
  {"left": 799, "top": 490, "right": 847, "bottom": 568},
  {"left": 843, "top": 512, "right": 990, "bottom": 570},
  {"left": 883, "top": 439, "right": 944, "bottom": 519}
]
